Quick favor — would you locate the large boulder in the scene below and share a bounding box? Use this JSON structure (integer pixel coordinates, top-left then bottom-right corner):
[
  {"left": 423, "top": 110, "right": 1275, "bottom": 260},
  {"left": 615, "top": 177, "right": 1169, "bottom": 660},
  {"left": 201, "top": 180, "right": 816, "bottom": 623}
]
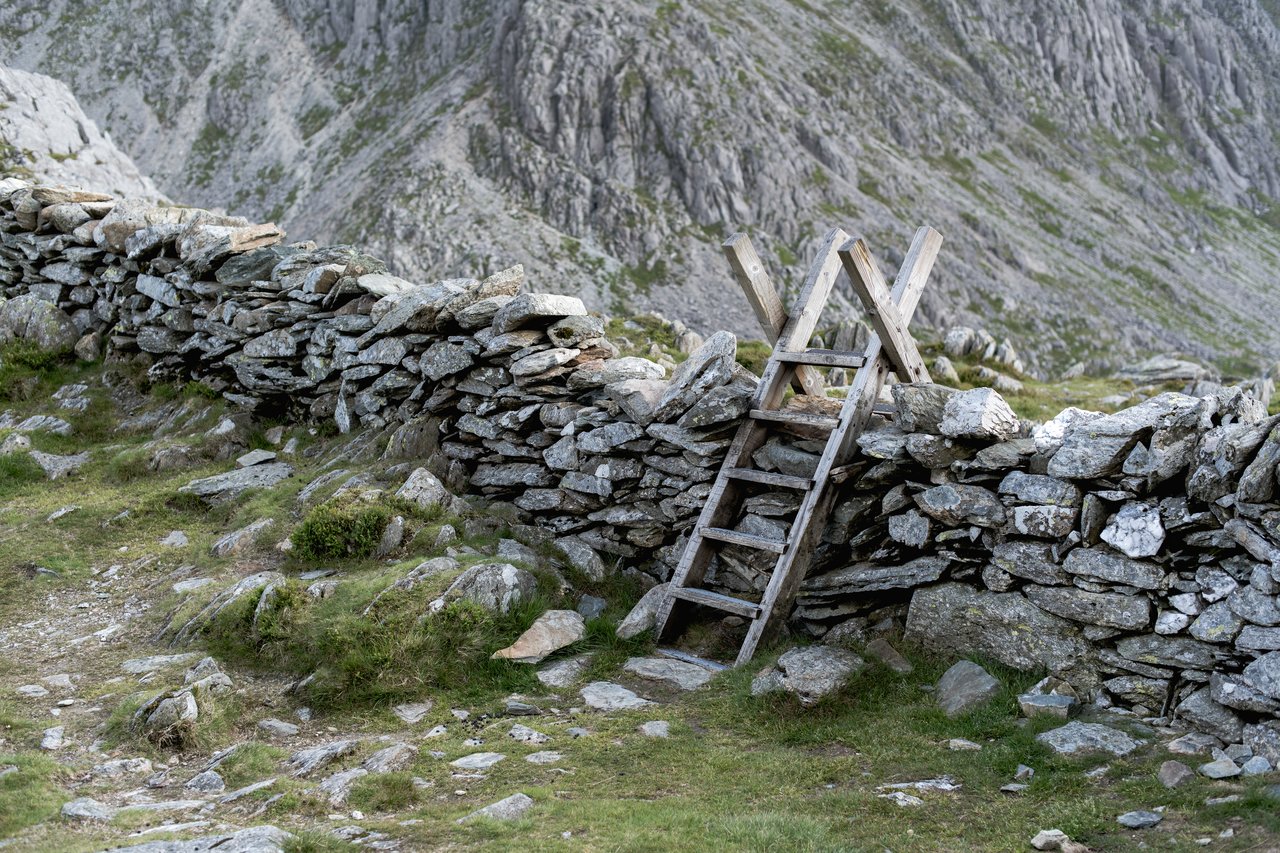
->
[
  {"left": 905, "top": 583, "right": 1093, "bottom": 678},
  {"left": 437, "top": 563, "right": 536, "bottom": 614},
  {"left": 0, "top": 294, "right": 77, "bottom": 352},
  {"left": 750, "top": 646, "right": 865, "bottom": 706}
]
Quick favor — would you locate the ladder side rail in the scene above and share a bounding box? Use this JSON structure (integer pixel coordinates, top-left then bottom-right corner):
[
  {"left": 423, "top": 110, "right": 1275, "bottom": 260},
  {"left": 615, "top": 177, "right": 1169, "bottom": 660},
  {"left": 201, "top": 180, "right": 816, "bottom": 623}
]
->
[
  {"left": 723, "top": 233, "right": 825, "bottom": 397},
  {"left": 737, "top": 227, "right": 943, "bottom": 662}
]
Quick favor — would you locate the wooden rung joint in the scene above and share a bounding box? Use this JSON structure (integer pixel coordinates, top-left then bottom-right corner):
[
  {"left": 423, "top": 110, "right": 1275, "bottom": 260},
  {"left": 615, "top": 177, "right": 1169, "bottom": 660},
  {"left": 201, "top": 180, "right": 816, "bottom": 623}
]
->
[
  {"left": 723, "top": 467, "right": 813, "bottom": 490},
  {"left": 749, "top": 408, "right": 838, "bottom": 430},
  {"left": 669, "top": 587, "right": 762, "bottom": 619},
  {"left": 774, "top": 350, "right": 866, "bottom": 369},
  {"left": 700, "top": 526, "right": 788, "bottom": 554}
]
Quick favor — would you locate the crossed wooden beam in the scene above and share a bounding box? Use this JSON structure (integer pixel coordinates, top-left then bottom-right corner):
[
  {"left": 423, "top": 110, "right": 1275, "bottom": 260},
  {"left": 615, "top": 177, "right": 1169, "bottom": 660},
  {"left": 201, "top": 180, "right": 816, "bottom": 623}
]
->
[{"left": 723, "top": 227, "right": 938, "bottom": 388}]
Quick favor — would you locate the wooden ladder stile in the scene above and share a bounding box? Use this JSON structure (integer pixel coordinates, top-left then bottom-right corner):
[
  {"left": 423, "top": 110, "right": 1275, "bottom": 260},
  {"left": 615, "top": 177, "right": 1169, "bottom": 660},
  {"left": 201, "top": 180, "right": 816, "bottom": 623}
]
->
[{"left": 653, "top": 225, "right": 944, "bottom": 668}]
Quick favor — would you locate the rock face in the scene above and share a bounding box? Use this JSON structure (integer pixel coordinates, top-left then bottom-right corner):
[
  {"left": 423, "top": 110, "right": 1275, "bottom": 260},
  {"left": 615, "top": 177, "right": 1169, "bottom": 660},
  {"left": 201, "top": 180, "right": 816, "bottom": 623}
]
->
[{"left": 6, "top": 2, "right": 1280, "bottom": 369}]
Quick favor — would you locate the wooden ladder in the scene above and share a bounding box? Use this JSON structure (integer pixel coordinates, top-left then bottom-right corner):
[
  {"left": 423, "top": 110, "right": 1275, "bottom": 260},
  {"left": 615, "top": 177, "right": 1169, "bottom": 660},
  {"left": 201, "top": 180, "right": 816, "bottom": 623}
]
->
[{"left": 653, "top": 225, "right": 943, "bottom": 667}]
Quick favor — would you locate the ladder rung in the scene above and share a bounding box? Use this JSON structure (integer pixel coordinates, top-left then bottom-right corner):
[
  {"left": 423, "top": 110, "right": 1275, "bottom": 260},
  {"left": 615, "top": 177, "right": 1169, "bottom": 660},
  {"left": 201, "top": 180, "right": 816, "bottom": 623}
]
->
[
  {"left": 657, "top": 647, "right": 731, "bottom": 671},
  {"left": 724, "top": 467, "right": 813, "bottom": 490},
  {"left": 749, "top": 408, "right": 838, "bottom": 430},
  {"left": 669, "top": 587, "right": 762, "bottom": 619},
  {"left": 873, "top": 404, "right": 896, "bottom": 417},
  {"left": 774, "top": 349, "right": 866, "bottom": 369},
  {"left": 700, "top": 526, "right": 788, "bottom": 554}
]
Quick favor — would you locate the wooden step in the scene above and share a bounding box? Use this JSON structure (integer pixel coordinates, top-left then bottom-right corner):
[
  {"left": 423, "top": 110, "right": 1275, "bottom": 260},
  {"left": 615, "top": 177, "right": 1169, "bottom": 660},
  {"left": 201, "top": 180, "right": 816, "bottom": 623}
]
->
[
  {"left": 749, "top": 407, "right": 839, "bottom": 430},
  {"left": 774, "top": 349, "right": 866, "bottom": 369},
  {"left": 724, "top": 467, "right": 813, "bottom": 490},
  {"left": 656, "top": 647, "right": 731, "bottom": 672},
  {"left": 668, "top": 587, "right": 762, "bottom": 619},
  {"left": 700, "top": 526, "right": 788, "bottom": 553}
]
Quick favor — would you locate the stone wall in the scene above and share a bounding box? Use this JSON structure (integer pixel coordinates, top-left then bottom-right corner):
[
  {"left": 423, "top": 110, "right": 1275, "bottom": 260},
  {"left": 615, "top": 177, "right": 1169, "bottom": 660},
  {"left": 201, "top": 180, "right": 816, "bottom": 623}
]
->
[{"left": 3, "top": 179, "right": 1280, "bottom": 752}]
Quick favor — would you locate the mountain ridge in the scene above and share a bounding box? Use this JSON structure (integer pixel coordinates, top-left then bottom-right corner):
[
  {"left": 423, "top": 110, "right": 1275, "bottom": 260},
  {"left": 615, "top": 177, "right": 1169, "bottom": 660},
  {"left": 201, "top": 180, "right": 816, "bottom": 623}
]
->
[{"left": 2, "top": 0, "right": 1279, "bottom": 375}]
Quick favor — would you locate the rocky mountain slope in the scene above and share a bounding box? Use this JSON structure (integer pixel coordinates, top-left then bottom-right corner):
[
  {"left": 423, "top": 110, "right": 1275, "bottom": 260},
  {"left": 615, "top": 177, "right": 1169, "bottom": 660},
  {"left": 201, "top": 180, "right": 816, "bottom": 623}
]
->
[
  {"left": 0, "top": 66, "right": 161, "bottom": 201},
  {"left": 2, "top": 0, "right": 1280, "bottom": 374}
]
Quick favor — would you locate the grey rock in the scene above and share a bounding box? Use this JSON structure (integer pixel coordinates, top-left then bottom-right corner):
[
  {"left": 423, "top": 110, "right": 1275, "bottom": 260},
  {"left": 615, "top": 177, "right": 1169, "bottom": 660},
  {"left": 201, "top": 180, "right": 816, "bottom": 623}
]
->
[
  {"left": 1243, "top": 651, "right": 1280, "bottom": 699},
  {"left": 914, "top": 484, "right": 1006, "bottom": 527},
  {"left": 1176, "top": 688, "right": 1244, "bottom": 743},
  {"left": 439, "top": 563, "right": 537, "bottom": 614},
  {"left": 493, "top": 293, "right": 586, "bottom": 333},
  {"left": 1158, "top": 760, "right": 1195, "bottom": 788},
  {"left": 1198, "top": 758, "right": 1241, "bottom": 778},
  {"left": 1062, "top": 547, "right": 1164, "bottom": 590},
  {"left": 616, "top": 583, "right": 669, "bottom": 639},
  {"left": 61, "top": 797, "right": 115, "bottom": 821},
  {"left": 287, "top": 739, "right": 359, "bottom": 777},
  {"left": 184, "top": 769, "right": 225, "bottom": 793},
  {"left": 1036, "top": 721, "right": 1143, "bottom": 756},
  {"left": 623, "top": 656, "right": 716, "bottom": 690},
  {"left": 750, "top": 646, "right": 865, "bottom": 707},
  {"left": 535, "top": 654, "right": 591, "bottom": 689},
  {"left": 905, "top": 584, "right": 1092, "bottom": 674},
  {"left": 580, "top": 681, "right": 654, "bottom": 711},
  {"left": 257, "top": 719, "right": 300, "bottom": 738},
  {"left": 938, "top": 387, "right": 1020, "bottom": 440},
  {"left": 892, "top": 383, "right": 958, "bottom": 433},
  {"left": 179, "top": 462, "right": 294, "bottom": 503},
  {"left": 457, "top": 792, "right": 534, "bottom": 823},
  {"left": 1116, "top": 810, "right": 1162, "bottom": 829},
  {"left": 1115, "top": 635, "right": 1222, "bottom": 670},
  {"left": 1024, "top": 585, "right": 1151, "bottom": 630},
  {"left": 318, "top": 767, "right": 367, "bottom": 805},
  {"left": 111, "top": 825, "right": 293, "bottom": 852},
  {"left": 935, "top": 660, "right": 1001, "bottom": 717},
  {"left": 0, "top": 294, "right": 77, "bottom": 352},
  {"left": 1048, "top": 393, "right": 1201, "bottom": 479},
  {"left": 30, "top": 450, "right": 89, "bottom": 480},
  {"left": 1188, "top": 601, "right": 1244, "bottom": 643},
  {"left": 1018, "top": 693, "right": 1076, "bottom": 718}
]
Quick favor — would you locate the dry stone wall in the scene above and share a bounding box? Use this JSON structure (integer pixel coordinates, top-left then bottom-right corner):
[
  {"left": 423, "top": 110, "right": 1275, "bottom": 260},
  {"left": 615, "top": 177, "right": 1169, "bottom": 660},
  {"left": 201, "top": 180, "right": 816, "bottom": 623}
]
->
[{"left": 3, "top": 179, "right": 1280, "bottom": 753}]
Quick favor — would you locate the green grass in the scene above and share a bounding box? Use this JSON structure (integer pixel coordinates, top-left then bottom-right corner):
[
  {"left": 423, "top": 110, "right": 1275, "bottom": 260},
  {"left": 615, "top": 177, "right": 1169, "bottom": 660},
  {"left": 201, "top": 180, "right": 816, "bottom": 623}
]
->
[
  {"left": 0, "top": 752, "right": 66, "bottom": 837},
  {"left": 291, "top": 495, "right": 392, "bottom": 560}
]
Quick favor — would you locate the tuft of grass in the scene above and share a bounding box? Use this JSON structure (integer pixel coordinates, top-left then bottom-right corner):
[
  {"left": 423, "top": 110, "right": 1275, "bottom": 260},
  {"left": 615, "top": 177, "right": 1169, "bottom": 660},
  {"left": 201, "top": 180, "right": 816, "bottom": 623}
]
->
[
  {"left": 347, "top": 771, "right": 419, "bottom": 812},
  {"left": 217, "top": 742, "right": 288, "bottom": 789},
  {"left": 291, "top": 495, "right": 391, "bottom": 560}
]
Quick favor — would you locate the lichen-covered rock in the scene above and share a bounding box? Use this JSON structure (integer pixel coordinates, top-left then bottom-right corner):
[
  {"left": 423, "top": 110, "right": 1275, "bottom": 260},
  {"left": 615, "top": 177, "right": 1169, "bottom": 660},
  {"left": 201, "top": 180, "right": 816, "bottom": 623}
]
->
[
  {"left": 750, "top": 646, "right": 865, "bottom": 706},
  {"left": 938, "top": 387, "right": 1020, "bottom": 440},
  {"left": 438, "top": 563, "right": 537, "bottom": 614},
  {"left": 0, "top": 294, "right": 77, "bottom": 352}
]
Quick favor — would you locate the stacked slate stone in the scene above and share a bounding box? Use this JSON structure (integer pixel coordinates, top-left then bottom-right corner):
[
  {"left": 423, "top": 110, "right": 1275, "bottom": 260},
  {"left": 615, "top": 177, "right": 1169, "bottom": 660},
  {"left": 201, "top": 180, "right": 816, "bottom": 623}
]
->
[
  {"left": 7, "top": 179, "right": 1280, "bottom": 745},
  {"left": 0, "top": 180, "right": 758, "bottom": 560},
  {"left": 786, "top": 381, "right": 1279, "bottom": 749}
]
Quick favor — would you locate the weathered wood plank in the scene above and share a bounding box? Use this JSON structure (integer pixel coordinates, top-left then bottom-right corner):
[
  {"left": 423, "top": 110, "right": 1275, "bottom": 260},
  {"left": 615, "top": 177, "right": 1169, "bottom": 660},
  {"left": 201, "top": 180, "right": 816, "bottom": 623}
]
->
[
  {"left": 839, "top": 237, "right": 930, "bottom": 383},
  {"left": 723, "top": 467, "right": 813, "bottom": 490},
  {"left": 669, "top": 586, "right": 762, "bottom": 619},
  {"left": 723, "top": 233, "right": 825, "bottom": 397},
  {"left": 701, "top": 526, "right": 788, "bottom": 554},
  {"left": 773, "top": 349, "right": 867, "bottom": 369}
]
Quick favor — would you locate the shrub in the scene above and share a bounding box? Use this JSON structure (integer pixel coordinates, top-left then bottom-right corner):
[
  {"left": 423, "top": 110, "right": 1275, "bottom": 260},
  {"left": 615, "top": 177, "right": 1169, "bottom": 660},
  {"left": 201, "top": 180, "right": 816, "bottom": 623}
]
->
[{"left": 291, "top": 496, "right": 391, "bottom": 560}]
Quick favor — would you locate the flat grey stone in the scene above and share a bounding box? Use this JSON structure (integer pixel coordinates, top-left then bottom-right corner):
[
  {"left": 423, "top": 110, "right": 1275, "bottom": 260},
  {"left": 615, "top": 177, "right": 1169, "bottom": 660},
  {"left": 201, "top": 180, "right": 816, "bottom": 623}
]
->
[
  {"left": 1036, "top": 721, "right": 1143, "bottom": 756},
  {"left": 450, "top": 752, "right": 506, "bottom": 770},
  {"left": 750, "top": 646, "right": 864, "bottom": 707},
  {"left": 457, "top": 792, "right": 534, "bottom": 823},
  {"left": 623, "top": 656, "right": 716, "bottom": 691},
  {"left": 1116, "top": 810, "right": 1162, "bottom": 829},
  {"left": 580, "top": 681, "right": 654, "bottom": 711}
]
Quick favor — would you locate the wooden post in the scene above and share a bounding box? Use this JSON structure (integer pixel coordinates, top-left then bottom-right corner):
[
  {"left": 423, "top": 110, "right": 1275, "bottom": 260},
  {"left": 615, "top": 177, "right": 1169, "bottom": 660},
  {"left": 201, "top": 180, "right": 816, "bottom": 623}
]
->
[
  {"left": 838, "top": 234, "right": 934, "bottom": 384},
  {"left": 723, "top": 233, "right": 826, "bottom": 398}
]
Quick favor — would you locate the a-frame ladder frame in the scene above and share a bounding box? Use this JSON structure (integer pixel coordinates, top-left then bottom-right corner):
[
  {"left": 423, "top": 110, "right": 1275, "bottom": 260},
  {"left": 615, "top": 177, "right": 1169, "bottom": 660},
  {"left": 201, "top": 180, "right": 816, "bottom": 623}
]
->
[{"left": 654, "top": 226, "right": 943, "bottom": 666}]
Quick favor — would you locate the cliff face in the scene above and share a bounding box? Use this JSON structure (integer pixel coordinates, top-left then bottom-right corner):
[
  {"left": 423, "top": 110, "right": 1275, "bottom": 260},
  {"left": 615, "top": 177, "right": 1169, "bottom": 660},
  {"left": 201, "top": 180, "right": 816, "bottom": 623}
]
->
[
  {"left": 0, "top": 65, "right": 161, "bottom": 199},
  {"left": 3, "top": 0, "right": 1279, "bottom": 372}
]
